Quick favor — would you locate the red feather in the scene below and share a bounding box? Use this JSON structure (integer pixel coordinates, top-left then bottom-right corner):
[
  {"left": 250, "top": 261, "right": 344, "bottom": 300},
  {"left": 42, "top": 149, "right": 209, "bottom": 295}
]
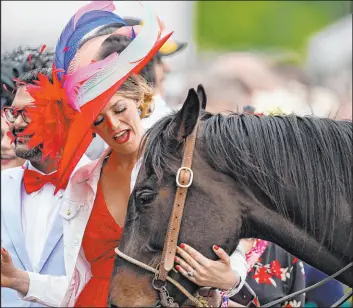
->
[
  {"left": 6, "top": 131, "right": 15, "bottom": 145},
  {"left": 24, "top": 64, "right": 77, "bottom": 163},
  {"left": 40, "top": 44, "right": 47, "bottom": 54}
]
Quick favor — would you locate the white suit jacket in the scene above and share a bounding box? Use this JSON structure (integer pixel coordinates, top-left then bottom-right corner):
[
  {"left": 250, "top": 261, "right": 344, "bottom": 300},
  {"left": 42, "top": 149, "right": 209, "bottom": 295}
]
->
[{"left": 1, "top": 156, "right": 91, "bottom": 307}]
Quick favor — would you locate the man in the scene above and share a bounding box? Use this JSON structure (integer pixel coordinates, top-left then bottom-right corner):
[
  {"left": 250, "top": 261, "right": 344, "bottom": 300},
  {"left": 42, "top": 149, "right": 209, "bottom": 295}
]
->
[
  {"left": 1, "top": 68, "right": 90, "bottom": 307},
  {"left": 1, "top": 47, "right": 54, "bottom": 170}
]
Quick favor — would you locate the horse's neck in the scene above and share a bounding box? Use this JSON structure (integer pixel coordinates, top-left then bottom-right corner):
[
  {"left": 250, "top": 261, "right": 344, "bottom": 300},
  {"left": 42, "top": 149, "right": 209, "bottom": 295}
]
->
[{"left": 246, "top": 205, "right": 352, "bottom": 286}]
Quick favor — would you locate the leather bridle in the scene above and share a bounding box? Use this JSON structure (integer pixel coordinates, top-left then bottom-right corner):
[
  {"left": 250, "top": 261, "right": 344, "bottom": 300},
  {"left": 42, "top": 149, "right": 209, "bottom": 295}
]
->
[
  {"left": 115, "top": 118, "right": 353, "bottom": 307},
  {"left": 116, "top": 120, "right": 204, "bottom": 307}
]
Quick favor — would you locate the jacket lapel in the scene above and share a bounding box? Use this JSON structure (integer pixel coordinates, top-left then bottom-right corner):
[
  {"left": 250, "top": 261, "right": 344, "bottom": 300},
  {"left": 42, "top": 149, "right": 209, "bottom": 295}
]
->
[
  {"left": 36, "top": 155, "right": 91, "bottom": 272},
  {"left": 36, "top": 191, "right": 64, "bottom": 272},
  {"left": 1, "top": 163, "right": 33, "bottom": 271}
]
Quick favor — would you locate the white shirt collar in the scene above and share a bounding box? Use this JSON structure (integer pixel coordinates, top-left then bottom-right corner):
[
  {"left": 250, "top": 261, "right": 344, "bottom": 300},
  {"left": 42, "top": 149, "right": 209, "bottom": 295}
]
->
[{"left": 27, "top": 161, "right": 57, "bottom": 176}]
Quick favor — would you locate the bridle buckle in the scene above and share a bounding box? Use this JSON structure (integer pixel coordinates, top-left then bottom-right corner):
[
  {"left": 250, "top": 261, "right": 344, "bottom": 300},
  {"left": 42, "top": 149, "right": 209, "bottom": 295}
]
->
[{"left": 176, "top": 167, "right": 193, "bottom": 188}]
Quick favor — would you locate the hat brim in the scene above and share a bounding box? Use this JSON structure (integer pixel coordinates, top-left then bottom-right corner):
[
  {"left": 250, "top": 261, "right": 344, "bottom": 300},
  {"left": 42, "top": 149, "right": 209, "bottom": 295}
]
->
[{"left": 54, "top": 32, "right": 173, "bottom": 194}]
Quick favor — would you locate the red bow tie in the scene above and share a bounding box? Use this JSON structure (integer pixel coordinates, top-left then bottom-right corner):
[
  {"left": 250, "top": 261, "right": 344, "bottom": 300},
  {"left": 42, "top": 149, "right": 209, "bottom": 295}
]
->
[{"left": 23, "top": 169, "right": 59, "bottom": 194}]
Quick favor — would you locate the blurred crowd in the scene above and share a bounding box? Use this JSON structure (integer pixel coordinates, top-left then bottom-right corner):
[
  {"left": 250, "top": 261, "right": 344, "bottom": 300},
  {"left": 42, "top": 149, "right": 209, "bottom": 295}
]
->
[{"left": 1, "top": 3, "right": 352, "bottom": 308}]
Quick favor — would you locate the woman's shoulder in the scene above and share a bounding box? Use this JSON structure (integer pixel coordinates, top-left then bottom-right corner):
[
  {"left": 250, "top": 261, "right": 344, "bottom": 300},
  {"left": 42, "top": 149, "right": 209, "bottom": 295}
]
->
[{"left": 69, "top": 150, "right": 110, "bottom": 183}]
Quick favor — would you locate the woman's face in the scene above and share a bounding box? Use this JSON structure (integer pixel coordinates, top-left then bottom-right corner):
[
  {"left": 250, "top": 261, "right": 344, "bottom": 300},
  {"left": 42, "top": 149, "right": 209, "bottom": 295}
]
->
[{"left": 92, "top": 94, "right": 144, "bottom": 155}]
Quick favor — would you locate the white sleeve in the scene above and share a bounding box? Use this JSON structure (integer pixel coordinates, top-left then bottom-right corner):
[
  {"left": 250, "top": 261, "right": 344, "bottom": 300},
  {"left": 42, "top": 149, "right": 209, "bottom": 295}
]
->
[
  {"left": 19, "top": 272, "right": 69, "bottom": 307},
  {"left": 228, "top": 242, "right": 249, "bottom": 296}
]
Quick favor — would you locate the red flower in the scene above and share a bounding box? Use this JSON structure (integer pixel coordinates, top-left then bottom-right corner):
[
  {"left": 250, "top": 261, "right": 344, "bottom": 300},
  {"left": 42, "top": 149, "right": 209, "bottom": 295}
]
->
[
  {"left": 253, "top": 267, "right": 273, "bottom": 284},
  {"left": 24, "top": 64, "right": 77, "bottom": 162},
  {"left": 270, "top": 259, "right": 282, "bottom": 279}
]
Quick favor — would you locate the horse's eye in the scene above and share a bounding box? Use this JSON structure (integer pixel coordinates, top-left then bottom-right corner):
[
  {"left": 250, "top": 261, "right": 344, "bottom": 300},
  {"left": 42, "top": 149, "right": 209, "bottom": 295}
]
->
[{"left": 136, "top": 189, "right": 156, "bottom": 205}]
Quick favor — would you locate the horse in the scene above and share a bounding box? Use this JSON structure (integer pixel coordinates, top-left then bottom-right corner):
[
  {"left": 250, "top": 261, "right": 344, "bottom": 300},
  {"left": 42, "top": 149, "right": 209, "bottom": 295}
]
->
[{"left": 109, "top": 86, "right": 352, "bottom": 307}]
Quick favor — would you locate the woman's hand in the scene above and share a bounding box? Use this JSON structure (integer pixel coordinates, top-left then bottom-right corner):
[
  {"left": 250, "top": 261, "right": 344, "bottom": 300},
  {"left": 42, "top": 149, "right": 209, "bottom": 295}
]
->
[
  {"left": 1, "top": 247, "right": 29, "bottom": 294},
  {"left": 174, "top": 243, "right": 238, "bottom": 290}
]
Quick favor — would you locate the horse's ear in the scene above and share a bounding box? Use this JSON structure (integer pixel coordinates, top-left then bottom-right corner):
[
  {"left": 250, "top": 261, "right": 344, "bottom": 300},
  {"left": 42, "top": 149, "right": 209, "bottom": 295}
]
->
[
  {"left": 197, "top": 84, "right": 207, "bottom": 110},
  {"left": 166, "top": 88, "right": 200, "bottom": 143}
]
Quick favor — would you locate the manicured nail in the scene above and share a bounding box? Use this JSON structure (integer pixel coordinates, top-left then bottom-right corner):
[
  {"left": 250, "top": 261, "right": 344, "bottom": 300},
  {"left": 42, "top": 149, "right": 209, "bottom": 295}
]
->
[
  {"left": 175, "top": 265, "right": 181, "bottom": 271},
  {"left": 213, "top": 245, "right": 220, "bottom": 250},
  {"left": 180, "top": 243, "right": 185, "bottom": 249}
]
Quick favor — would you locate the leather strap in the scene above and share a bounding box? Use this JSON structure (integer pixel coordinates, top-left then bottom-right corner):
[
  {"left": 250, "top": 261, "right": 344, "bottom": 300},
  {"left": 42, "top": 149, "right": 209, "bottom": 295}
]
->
[{"left": 158, "top": 121, "right": 199, "bottom": 281}]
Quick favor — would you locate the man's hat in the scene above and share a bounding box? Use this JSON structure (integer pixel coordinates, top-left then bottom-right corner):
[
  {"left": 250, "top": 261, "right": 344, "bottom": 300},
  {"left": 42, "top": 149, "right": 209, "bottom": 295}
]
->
[{"left": 124, "top": 18, "right": 187, "bottom": 57}]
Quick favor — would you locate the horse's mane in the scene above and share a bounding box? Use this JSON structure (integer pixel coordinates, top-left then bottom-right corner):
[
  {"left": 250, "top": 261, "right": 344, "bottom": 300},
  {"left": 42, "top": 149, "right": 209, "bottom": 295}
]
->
[{"left": 141, "top": 111, "right": 352, "bottom": 248}]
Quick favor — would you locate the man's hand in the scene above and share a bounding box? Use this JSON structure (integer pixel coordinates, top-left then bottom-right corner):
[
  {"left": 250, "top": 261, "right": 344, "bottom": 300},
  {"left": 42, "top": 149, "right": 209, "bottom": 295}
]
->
[{"left": 1, "top": 247, "right": 30, "bottom": 295}]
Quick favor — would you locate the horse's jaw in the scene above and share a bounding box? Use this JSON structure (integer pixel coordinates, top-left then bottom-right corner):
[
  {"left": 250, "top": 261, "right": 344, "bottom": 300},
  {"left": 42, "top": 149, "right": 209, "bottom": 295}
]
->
[{"left": 109, "top": 267, "right": 159, "bottom": 307}]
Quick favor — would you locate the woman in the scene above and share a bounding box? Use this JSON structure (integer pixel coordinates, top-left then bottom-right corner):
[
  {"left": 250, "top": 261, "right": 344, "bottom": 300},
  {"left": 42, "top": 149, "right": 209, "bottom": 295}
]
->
[
  {"left": 1, "top": 2, "right": 249, "bottom": 307},
  {"left": 1, "top": 56, "right": 249, "bottom": 308}
]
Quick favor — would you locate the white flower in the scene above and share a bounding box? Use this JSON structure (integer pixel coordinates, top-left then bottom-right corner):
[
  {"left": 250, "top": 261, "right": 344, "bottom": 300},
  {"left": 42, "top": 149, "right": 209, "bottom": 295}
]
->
[
  {"left": 283, "top": 299, "right": 301, "bottom": 307},
  {"left": 280, "top": 267, "right": 290, "bottom": 281}
]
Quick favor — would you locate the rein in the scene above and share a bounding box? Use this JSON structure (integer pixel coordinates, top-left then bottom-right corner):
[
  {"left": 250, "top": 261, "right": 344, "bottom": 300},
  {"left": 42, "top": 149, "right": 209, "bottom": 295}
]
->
[{"left": 115, "top": 117, "right": 353, "bottom": 307}]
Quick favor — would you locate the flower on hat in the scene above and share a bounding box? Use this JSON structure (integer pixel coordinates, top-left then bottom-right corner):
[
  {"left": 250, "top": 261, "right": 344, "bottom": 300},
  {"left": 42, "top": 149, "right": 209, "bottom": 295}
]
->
[{"left": 23, "top": 64, "right": 77, "bottom": 162}]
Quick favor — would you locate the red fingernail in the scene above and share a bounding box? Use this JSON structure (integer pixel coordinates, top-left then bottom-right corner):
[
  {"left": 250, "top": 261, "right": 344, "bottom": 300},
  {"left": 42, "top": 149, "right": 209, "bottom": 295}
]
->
[
  {"left": 213, "top": 245, "right": 220, "bottom": 250},
  {"left": 176, "top": 265, "right": 180, "bottom": 271},
  {"left": 180, "top": 244, "right": 185, "bottom": 249}
]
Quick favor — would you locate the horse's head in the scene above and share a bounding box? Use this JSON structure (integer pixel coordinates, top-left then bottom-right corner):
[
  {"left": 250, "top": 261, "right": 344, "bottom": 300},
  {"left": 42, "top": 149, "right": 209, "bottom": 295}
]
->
[
  {"left": 109, "top": 84, "right": 353, "bottom": 306},
  {"left": 109, "top": 86, "right": 245, "bottom": 306}
]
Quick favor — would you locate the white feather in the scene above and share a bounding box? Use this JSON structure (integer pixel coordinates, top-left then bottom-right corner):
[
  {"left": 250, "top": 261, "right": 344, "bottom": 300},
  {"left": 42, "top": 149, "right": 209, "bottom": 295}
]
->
[{"left": 77, "top": 3, "right": 161, "bottom": 107}]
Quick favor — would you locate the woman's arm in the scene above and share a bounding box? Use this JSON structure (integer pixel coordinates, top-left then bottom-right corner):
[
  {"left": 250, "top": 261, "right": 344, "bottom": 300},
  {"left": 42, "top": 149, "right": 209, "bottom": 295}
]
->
[{"left": 1, "top": 247, "right": 69, "bottom": 307}]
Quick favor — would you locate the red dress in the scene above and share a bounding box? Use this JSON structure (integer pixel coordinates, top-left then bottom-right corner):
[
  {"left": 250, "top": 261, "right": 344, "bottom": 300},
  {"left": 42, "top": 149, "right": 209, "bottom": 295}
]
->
[{"left": 75, "top": 182, "right": 123, "bottom": 307}]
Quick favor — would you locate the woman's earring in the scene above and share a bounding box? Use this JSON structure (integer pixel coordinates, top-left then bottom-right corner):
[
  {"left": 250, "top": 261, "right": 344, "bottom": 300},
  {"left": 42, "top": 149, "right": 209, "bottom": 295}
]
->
[
  {"left": 92, "top": 133, "right": 96, "bottom": 138},
  {"left": 137, "top": 107, "right": 143, "bottom": 118}
]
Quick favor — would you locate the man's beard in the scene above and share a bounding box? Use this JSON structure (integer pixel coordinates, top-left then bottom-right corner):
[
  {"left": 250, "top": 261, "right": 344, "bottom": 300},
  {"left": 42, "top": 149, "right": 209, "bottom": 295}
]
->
[
  {"left": 15, "top": 144, "right": 42, "bottom": 161},
  {"left": 13, "top": 128, "right": 42, "bottom": 161}
]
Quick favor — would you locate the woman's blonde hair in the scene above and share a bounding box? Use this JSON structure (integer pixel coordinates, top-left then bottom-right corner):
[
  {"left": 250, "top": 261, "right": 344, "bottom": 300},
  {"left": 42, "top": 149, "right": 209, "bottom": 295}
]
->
[{"left": 116, "top": 74, "right": 155, "bottom": 119}]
